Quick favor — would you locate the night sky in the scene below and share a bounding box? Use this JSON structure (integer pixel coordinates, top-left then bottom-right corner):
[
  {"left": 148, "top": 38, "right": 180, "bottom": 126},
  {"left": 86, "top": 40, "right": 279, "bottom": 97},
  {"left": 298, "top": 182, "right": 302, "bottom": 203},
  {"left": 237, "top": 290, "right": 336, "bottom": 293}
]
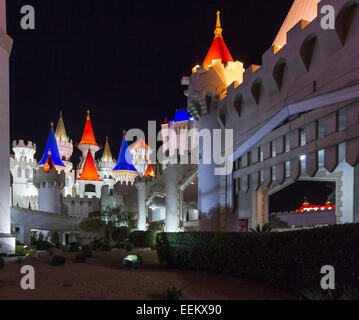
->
[{"left": 6, "top": 0, "right": 331, "bottom": 211}]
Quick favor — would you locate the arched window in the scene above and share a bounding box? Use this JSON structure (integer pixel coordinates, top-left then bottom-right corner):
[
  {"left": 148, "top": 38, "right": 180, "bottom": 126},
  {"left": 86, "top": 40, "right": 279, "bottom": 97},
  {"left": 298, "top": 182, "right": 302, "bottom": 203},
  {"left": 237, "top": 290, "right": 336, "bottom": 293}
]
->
[
  {"left": 273, "top": 58, "right": 286, "bottom": 90},
  {"left": 251, "top": 78, "right": 262, "bottom": 104},
  {"left": 17, "top": 167, "right": 22, "bottom": 178},
  {"left": 336, "top": 1, "right": 358, "bottom": 46},
  {"left": 25, "top": 167, "right": 31, "bottom": 179},
  {"left": 300, "top": 34, "right": 317, "bottom": 71}
]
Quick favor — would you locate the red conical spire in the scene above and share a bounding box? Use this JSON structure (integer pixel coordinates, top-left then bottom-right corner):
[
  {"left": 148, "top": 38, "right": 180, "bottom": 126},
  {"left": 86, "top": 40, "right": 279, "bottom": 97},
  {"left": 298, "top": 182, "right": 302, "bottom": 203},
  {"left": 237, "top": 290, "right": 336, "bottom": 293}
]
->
[
  {"left": 79, "top": 110, "right": 98, "bottom": 146},
  {"left": 203, "top": 11, "right": 234, "bottom": 68},
  {"left": 78, "top": 149, "right": 102, "bottom": 181}
]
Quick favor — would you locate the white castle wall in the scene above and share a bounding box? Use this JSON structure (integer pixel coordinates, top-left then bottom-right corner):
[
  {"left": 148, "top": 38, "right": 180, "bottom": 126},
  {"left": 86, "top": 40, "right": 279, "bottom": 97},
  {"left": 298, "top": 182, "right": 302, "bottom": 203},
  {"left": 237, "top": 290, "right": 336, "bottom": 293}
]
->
[
  {"left": 62, "top": 195, "right": 101, "bottom": 218},
  {"left": 0, "top": 0, "right": 15, "bottom": 253}
]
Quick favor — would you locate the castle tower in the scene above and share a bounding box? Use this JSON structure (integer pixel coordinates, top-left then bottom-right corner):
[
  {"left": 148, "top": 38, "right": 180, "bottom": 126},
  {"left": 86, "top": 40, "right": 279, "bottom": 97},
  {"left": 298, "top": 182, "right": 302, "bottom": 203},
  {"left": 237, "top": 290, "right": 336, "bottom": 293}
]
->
[
  {"left": 0, "top": 0, "right": 15, "bottom": 253},
  {"left": 186, "top": 11, "right": 245, "bottom": 119},
  {"left": 98, "top": 136, "right": 116, "bottom": 183},
  {"left": 10, "top": 140, "right": 38, "bottom": 209},
  {"left": 38, "top": 123, "right": 68, "bottom": 173},
  {"left": 111, "top": 134, "right": 138, "bottom": 185},
  {"left": 77, "top": 110, "right": 100, "bottom": 169},
  {"left": 183, "top": 12, "right": 244, "bottom": 231},
  {"left": 77, "top": 149, "right": 103, "bottom": 198},
  {"left": 130, "top": 138, "right": 153, "bottom": 176},
  {"left": 55, "top": 110, "right": 73, "bottom": 170},
  {"left": 33, "top": 152, "right": 65, "bottom": 214},
  {"left": 55, "top": 111, "right": 75, "bottom": 196}
]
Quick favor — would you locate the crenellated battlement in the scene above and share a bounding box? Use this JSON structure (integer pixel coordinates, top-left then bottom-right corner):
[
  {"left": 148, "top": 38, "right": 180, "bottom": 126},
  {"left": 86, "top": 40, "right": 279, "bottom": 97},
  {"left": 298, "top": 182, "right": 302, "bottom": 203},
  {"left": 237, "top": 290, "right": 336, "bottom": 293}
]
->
[{"left": 13, "top": 140, "right": 36, "bottom": 151}]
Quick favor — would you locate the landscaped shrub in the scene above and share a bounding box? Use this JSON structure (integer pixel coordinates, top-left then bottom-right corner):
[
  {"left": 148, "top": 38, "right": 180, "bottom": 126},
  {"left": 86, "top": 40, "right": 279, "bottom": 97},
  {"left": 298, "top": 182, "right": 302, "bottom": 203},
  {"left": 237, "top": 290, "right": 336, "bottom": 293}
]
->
[
  {"left": 129, "top": 231, "right": 145, "bottom": 246},
  {"left": 81, "top": 245, "right": 92, "bottom": 258},
  {"left": 126, "top": 243, "right": 134, "bottom": 252},
  {"left": 0, "top": 257, "right": 4, "bottom": 270},
  {"left": 162, "top": 286, "right": 183, "bottom": 300},
  {"left": 75, "top": 253, "right": 87, "bottom": 263},
  {"left": 130, "top": 230, "right": 161, "bottom": 247},
  {"left": 32, "top": 240, "right": 53, "bottom": 251},
  {"left": 112, "top": 226, "right": 129, "bottom": 242},
  {"left": 51, "top": 231, "right": 61, "bottom": 248},
  {"left": 15, "top": 244, "right": 26, "bottom": 255},
  {"left": 89, "top": 238, "right": 111, "bottom": 251},
  {"left": 51, "top": 255, "right": 66, "bottom": 266},
  {"left": 69, "top": 242, "right": 79, "bottom": 252},
  {"left": 156, "top": 224, "right": 359, "bottom": 297}
]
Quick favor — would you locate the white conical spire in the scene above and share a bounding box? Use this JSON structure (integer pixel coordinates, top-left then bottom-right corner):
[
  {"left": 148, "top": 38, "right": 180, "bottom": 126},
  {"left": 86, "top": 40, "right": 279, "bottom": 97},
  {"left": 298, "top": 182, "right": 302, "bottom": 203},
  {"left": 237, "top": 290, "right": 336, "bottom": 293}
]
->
[{"left": 273, "top": 0, "right": 321, "bottom": 48}]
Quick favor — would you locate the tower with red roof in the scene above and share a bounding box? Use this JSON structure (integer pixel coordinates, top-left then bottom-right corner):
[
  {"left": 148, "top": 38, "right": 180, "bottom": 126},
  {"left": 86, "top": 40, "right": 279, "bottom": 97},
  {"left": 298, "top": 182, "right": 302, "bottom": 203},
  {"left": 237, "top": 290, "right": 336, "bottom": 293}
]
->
[{"left": 77, "top": 110, "right": 100, "bottom": 170}]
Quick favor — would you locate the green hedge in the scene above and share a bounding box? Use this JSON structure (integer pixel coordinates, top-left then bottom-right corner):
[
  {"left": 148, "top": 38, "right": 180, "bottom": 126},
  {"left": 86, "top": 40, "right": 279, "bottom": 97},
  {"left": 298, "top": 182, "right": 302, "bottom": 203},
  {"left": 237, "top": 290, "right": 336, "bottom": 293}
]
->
[
  {"left": 156, "top": 224, "right": 359, "bottom": 295},
  {"left": 130, "top": 230, "right": 161, "bottom": 247}
]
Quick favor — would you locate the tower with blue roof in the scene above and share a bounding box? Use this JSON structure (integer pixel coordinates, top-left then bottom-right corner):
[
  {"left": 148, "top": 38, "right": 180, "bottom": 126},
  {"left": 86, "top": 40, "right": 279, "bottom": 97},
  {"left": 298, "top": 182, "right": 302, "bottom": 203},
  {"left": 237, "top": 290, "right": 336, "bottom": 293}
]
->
[
  {"left": 37, "top": 123, "right": 67, "bottom": 172},
  {"left": 111, "top": 132, "right": 138, "bottom": 185}
]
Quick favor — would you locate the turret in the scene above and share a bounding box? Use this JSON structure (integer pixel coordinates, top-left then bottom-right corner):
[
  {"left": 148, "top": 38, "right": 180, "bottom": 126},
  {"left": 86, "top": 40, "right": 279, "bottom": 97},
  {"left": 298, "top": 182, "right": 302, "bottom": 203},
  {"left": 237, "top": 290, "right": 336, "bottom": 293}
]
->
[
  {"left": 77, "top": 110, "right": 100, "bottom": 169},
  {"left": 33, "top": 152, "right": 65, "bottom": 214},
  {"left": 37, "top": 123, "right": 68, "bottom": 173},
  {"left": 77, "top": 149, "right": 103, "bottom": 198},
  {"left": 10, "top": 140, "right": 38, "bottom": 209},
  {"left": 111, "top": 132, "right": 138, "bottom": 185},
  {"left": 97, "top": 136, "right": 116, "bottom": 182},
  {"left": 184, "top": 11, "right": 244, "bottom": 119},
  {"left": 55, "top": 110, "right": 73, "bottom": 170}
]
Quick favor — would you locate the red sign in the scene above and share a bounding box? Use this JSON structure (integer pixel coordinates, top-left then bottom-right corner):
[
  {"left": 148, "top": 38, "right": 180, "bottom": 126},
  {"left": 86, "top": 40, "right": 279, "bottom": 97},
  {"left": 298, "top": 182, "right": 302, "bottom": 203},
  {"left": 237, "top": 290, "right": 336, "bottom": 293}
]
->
[{"left": 238, "top": 219, "right": 249, "bottom": 232}]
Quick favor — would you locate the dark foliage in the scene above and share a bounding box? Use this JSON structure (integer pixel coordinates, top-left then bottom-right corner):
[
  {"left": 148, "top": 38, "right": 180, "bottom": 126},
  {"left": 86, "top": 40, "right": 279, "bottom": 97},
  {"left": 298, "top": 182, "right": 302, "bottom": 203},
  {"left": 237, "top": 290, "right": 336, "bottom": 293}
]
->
[
  {"left": 129, "top": 230, "right": 160, "bottom": 247},
  {"left": 81, "top": 245, "right": 92, "bottom": 258},
  {"left": 157, "top": 224, "right": 359, "bottom": 296}
]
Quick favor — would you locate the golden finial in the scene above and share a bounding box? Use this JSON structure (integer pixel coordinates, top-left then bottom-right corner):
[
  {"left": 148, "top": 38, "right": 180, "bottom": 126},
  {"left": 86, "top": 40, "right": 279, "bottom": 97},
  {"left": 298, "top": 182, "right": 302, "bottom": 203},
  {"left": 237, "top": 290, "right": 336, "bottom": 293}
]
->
[
  {"left": 214, "top": 11, "right": 223, "bottom": 38},
  {"left": 48, "top": 150, "right": 52, "bottom": 156},
  {"left": 123, "top": 129, "right": 126, "bottom": 136},
  {"left": 60, "top": 110, "right": 63, "bottom": 118},
  {"left": 50, "top": 122, "right": 54, "bottom": 130},
  {"left": 87, "top": 109, "right": 90, "bottom": 120}
]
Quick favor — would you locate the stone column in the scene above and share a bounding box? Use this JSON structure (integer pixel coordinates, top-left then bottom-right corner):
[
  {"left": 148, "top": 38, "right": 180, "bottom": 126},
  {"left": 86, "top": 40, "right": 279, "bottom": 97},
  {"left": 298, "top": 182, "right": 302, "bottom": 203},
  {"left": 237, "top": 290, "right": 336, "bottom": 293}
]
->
[
  {"left": 0, "top": 0, "right": 15, "bottom": 254},
  {"left": 135, "top": 181, "right": 146, "bottom": 230},
  {"left": 165, "top": 165, "right": 178, "bottom": 232},
  {"left": 341, "top": 162, "right": 359, "bottom": 223}
]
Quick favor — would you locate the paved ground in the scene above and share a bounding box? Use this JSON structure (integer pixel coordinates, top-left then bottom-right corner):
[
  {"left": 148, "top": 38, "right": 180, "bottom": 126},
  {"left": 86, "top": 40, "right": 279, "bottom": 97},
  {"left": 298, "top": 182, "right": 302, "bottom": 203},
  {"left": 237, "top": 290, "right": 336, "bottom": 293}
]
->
[{"left": 0, "top": 249, "right": 291, "bottom": 300}]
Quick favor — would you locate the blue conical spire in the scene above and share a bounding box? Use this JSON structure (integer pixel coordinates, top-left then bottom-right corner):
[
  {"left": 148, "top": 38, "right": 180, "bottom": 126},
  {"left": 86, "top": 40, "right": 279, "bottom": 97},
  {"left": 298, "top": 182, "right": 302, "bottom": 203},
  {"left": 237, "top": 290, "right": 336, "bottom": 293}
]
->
[
  {"left": 38, "top": 123, "right": 66, "bottom": 168},
  {"left": 113, "top": 135, "right": 137, "bottom": 172}
]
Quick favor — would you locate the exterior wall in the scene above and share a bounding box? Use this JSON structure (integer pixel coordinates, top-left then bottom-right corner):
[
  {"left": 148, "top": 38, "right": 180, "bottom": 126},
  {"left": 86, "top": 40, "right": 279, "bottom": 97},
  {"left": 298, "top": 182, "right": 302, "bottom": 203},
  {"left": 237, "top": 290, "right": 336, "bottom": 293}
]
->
[
  {"left": 11, "top": 207, "right": 81, "bottom": 244},
  {"left": 0, "top": 0, "right": 15, "bottom": 253},
  {"left": 62, "top": 195, "right": 101, "bottom": 218},
  {"left": 38, "top": 184, "right": 63, "bottom": 214}
]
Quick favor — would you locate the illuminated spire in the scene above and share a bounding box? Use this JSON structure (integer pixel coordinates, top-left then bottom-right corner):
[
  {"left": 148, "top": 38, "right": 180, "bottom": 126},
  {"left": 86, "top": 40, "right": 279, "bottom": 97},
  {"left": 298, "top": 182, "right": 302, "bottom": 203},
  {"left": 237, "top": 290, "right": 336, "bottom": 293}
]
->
[
  {"left": 55, "top": 110, "right": 69, "bottom": 142},
  {"left": 38, "top": 123, "right": 67, "bottom": 169},
  {"left": 101, "top": 136, "right": 113, "bottom": 162},
  {"left": 79, "top": 109, "right": 98, "bottom": 146},
  {"left": 214, "top": 11, "right": 223, "bottom": 38},
  {"left": 78, "top": 149, "right": 102, "bottom": 181},
  {"left": 203, "top": 11, "right": 233, "bottom": 68}
]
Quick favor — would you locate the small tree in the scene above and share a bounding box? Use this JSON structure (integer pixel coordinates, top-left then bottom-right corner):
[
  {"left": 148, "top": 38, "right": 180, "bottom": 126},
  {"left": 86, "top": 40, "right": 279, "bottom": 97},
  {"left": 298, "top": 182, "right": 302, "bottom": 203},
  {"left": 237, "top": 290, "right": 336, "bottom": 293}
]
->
[
  {"left": 102, "top": 205, "right": 136, "bottom": 228},
  {"left": 51, "top": 231, "right": 61, "bottom": 248},
  {"left": 79, "top": 215, "right": 106, "bottom": 234}
]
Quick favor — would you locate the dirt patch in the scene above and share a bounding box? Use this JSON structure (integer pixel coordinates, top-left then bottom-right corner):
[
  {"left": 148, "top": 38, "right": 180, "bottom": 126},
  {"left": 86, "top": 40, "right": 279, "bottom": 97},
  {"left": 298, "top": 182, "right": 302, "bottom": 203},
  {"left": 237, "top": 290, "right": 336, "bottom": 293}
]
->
[{"left": 0, "top": 250, "right": 291, "bottom": 300}]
